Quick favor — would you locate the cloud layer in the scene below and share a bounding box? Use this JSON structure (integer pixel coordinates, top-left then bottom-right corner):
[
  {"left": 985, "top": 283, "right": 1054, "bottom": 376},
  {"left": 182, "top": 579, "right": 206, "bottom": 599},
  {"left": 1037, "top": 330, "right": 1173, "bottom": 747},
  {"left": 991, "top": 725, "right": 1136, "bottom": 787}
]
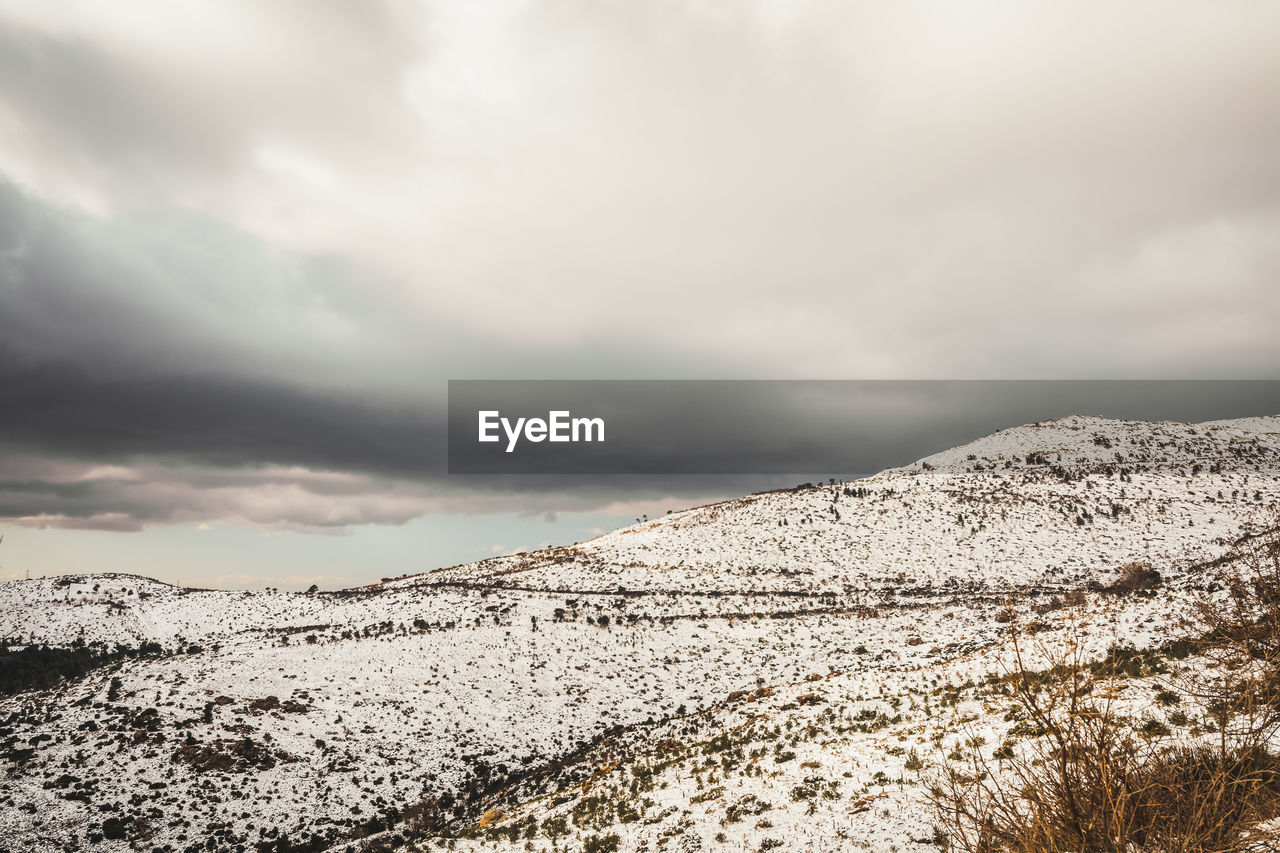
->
[{"left": 1, "top": 1, "right": 1279, "bottom": 532}]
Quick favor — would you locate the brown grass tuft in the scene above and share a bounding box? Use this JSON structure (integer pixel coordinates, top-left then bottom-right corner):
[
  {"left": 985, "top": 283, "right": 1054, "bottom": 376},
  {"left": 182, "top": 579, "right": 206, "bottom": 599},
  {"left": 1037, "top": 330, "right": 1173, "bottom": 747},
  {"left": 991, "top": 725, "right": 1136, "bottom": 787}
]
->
[{"left": 928, "top": 524, "right": 1280, "bottom": 852}]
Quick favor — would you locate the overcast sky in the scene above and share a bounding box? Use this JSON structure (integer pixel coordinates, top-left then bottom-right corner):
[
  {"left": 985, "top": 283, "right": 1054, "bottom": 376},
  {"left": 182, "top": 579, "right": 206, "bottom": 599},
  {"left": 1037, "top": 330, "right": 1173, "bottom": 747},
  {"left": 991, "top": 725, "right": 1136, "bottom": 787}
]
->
[{"left": 1, "top": 1, "right": 1278, "bottom": 587}]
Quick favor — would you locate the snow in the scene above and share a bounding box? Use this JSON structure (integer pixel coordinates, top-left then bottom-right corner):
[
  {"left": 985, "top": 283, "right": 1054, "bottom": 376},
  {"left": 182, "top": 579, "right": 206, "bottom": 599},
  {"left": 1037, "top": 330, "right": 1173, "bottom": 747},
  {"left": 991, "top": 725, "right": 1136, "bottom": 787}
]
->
[{"left": 1, "top": 414, "right": 1277, "bottom": 851}]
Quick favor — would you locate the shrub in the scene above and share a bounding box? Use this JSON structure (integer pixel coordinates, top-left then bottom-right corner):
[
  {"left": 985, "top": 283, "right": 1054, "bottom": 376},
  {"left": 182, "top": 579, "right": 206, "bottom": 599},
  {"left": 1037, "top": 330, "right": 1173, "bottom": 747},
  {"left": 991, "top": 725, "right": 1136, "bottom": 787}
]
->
[
  {"left": 1111, "top": 561, "right": 1162, "bottom": 594},
  {"left": 928, "top": 598, "right": 1280, "bottom": 853},
  {"left": 1192, "top": 523, "right": 1280, "bottom": 744},
  {"left": 582, "top": 832, "right": 620, "bottom": 853},
  {"left": 1062, "top": 590, "right": 1088, "bottom": 608}
]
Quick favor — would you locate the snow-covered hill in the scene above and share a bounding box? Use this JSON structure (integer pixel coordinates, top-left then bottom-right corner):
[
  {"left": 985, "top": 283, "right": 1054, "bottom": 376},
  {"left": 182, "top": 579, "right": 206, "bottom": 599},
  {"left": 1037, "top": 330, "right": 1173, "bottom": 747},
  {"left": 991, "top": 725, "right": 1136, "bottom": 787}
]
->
[
  {"left": 434, "top": 414, "right": 1280, "bottom": 594},
  {"left": 1, "top": 415, "right": 1278, "bottom": 852}
]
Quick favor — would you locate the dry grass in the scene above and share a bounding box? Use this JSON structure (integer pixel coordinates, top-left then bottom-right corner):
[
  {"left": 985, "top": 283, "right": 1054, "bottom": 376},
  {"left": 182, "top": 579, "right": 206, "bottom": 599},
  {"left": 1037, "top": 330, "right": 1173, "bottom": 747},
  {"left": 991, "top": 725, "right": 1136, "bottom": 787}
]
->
[
  {"left": 1113, "top": 561, "right": 1163, "bottom": 594},
  {"left": 1191, "top": 525, "right": 1280, "bottom": 749},
  {"left": 928, "top": 525, "right": 1280, "bottom": 852}
]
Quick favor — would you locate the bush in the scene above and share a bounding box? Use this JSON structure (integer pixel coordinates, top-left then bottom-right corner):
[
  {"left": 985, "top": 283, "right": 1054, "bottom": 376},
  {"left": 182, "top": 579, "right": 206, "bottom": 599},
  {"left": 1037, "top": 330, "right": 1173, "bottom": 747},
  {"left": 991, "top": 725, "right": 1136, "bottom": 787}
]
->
[
  {"left": 1193, "top": 524, "right": 1280, "bottom": 744},
  {"left": 928, "top": 584, "right": 1280, "bottom": 853},
  {"left": 582, "top": 832, "right": 620, "bottom": 853},
  {"left": 1111, "top": 561, "right": 1162, "bottom": 594}
]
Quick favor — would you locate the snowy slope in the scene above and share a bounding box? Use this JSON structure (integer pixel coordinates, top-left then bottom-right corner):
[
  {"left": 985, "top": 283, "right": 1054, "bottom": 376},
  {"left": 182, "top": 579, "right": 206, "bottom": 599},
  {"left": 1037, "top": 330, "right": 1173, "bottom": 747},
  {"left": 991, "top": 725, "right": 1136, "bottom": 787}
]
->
[
  {"left": 1, "top": 414, "right": 1277, "bottom": 852},
  {"left": 431, "top": 414, "right": 1280, "bottom": 593}
]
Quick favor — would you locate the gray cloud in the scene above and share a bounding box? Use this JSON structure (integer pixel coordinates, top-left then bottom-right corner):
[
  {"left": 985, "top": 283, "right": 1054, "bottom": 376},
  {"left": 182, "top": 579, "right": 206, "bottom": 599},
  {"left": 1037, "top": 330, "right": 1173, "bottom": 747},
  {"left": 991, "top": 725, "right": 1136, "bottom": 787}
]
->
[
  {"left": 1, "top": 3, "right": 1278, "bottom": 382},
  {"left": 0, "top": 2, "right": 1279, "bottom": 533},
  {"left": 0, "top": 3, "right": 421, "bottom": 210}
]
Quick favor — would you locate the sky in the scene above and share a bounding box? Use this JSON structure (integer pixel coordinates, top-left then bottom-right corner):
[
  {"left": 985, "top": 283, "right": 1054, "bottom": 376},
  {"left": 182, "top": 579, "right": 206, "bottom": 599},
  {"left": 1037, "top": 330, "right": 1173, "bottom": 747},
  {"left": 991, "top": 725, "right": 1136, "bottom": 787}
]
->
[{"left": 1, "top": 1, "right": 1278, "bottom": 588}]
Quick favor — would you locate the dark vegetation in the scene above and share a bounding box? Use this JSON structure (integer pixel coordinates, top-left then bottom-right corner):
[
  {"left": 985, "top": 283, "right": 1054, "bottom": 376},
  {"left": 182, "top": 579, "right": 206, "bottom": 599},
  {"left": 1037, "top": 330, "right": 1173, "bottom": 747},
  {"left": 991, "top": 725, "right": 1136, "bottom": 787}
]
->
[{"left": 0, "top": 639, "right": 164, "bottom": 695}]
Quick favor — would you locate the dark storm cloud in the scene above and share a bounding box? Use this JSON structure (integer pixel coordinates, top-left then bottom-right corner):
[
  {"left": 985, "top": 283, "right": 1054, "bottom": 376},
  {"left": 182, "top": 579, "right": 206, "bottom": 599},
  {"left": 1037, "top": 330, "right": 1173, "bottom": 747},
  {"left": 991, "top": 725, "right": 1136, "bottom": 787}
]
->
[
  {"left": 447, "top": 380, "right": 1280, "bottom": 475},
  {"left": 2, "top": 169, "right": 1280, "bottom": 531},
  {"left": 1, "top": 3, "right": 1279, "bottom": 533},
  {"left": 0, "top": 172, "right": 428, "bottom": 462},
  {"left": 0, "top": 178, "right": 409, "bottom": 386},
  {"left": 5, "top": 323, "right": 1279, "bottom": 531},
  {"left": 2, "top": 2, "right": 1279, "bottom": 382},
  {"left": 0, "top": 345, "right": 441, "bottom": 475},
  {"left": 0, "top": 177, "right": 764, "bottom": 531}
]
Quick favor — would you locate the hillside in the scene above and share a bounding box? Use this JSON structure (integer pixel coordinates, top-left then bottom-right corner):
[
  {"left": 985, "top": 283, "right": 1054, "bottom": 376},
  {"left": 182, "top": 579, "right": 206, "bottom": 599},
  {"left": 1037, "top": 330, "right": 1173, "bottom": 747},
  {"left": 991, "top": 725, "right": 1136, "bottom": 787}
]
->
[{"left": 1, "top": 414, "right": 1278, "bottom": 852}]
